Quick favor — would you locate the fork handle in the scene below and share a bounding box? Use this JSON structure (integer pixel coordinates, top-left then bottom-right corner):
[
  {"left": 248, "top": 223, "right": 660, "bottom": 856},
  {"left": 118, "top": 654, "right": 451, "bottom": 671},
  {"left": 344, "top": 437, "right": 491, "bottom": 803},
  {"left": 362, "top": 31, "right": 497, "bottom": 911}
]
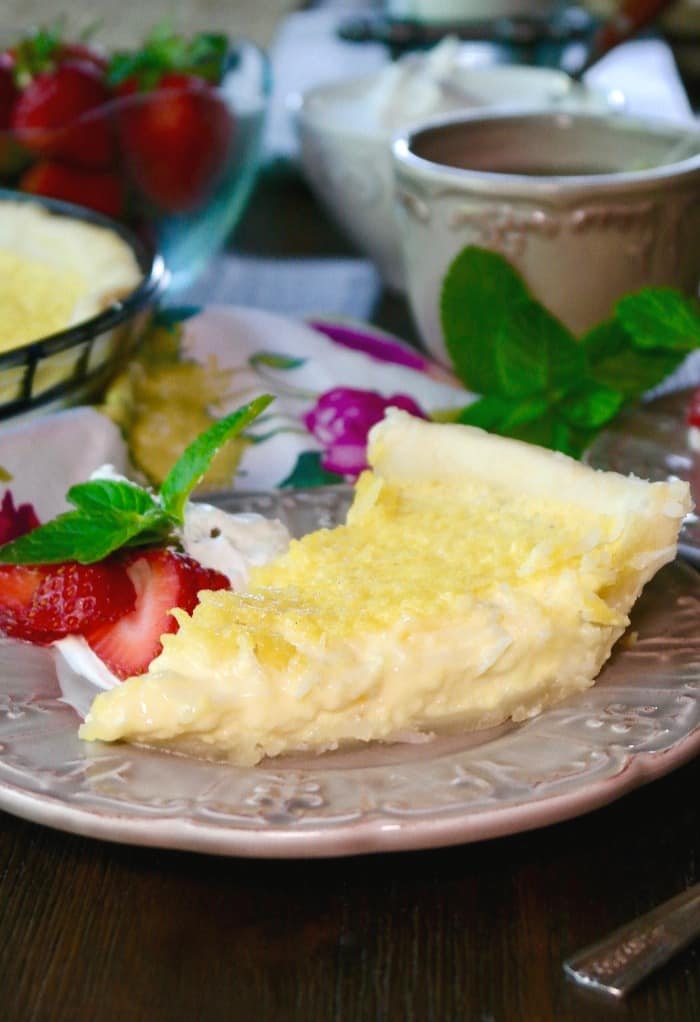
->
[{"left": 564, "top": 882, "right": 700, "bottom": 998}]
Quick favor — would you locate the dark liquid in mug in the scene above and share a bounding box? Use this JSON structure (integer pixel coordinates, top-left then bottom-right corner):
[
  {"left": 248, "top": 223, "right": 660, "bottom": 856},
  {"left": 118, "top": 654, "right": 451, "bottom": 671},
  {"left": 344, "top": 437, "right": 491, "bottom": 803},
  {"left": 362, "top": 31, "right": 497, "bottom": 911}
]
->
[{"left": 488, "top": 164, "right": 622, "bottom": 176}]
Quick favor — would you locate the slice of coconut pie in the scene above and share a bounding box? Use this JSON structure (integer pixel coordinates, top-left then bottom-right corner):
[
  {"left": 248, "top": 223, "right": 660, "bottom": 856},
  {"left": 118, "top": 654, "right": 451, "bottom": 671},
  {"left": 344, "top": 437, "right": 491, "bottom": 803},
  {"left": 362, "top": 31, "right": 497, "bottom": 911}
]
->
[{"left": 80, "top": 411, "right": 691, "bottom": 765}]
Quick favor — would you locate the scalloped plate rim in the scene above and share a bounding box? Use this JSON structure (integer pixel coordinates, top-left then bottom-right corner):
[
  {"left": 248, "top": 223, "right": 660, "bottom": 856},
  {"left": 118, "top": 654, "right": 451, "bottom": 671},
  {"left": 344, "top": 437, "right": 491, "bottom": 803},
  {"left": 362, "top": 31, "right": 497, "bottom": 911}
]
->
[{"left": 0, "top": 725, "right": 697, "bottom": 859}]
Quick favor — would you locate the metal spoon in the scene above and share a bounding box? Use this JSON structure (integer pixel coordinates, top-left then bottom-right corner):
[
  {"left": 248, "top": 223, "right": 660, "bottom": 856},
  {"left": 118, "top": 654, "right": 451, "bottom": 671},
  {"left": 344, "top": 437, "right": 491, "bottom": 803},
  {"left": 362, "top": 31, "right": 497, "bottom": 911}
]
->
[{"left": 564, "top": 881, "right": 700, "bottom": 998}]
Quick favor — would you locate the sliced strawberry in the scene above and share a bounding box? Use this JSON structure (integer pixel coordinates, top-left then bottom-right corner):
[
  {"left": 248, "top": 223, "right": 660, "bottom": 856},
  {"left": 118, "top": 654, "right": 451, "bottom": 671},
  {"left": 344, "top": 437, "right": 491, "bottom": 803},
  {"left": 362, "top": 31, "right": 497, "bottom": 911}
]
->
[
  {"left": 26, "top": 559, "right": 136, "bottom": 637},
  {"left": 11, "top": 59, "right": 115, "bottom": 169},
  {"left": 86, "top": 548, "right": 230, "bottom": 679},
  {"left": 20, "top": 159, "right": 125, "bottom": 218},
  {"left": 0, "top": 564, "right": 56, "bottom": 643},
  {"left": 0, "top": 558, "right": 136, "bottom": 643}
]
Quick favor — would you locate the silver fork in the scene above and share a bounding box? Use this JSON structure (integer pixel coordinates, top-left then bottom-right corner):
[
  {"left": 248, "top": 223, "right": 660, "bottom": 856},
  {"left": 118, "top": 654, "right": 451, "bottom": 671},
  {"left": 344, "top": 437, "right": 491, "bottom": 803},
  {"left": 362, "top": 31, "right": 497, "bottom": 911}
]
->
[{"left": 564, "top": 882, "right": 700, "bottom": 998}]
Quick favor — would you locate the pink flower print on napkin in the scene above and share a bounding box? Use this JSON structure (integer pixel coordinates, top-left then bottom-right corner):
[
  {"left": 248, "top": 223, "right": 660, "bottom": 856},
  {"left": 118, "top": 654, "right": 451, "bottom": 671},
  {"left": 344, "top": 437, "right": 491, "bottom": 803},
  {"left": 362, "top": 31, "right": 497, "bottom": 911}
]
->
[
  {"left": 303, "top": 388, "right": 427, "bottom": 479},
  {"left": 0, "top": 490, "right": 40, "bottom": 546}
]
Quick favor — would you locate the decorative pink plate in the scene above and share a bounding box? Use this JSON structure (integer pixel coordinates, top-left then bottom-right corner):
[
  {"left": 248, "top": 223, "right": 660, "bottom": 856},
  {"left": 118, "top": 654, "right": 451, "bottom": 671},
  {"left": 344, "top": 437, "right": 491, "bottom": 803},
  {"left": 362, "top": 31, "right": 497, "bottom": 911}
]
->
[
  {"left": 0, "top": 487, "right": 698, "bottom": 859},
  {"left": 587, "top": 387, "right": 700, "bottom": 563}
]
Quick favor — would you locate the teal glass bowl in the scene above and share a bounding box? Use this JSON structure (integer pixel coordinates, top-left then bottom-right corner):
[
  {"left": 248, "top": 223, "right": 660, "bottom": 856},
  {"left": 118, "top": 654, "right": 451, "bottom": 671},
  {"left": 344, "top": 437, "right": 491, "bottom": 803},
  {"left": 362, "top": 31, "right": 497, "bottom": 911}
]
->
[{"left": 0, "top": 39, "right": 271, "bottom": 292}]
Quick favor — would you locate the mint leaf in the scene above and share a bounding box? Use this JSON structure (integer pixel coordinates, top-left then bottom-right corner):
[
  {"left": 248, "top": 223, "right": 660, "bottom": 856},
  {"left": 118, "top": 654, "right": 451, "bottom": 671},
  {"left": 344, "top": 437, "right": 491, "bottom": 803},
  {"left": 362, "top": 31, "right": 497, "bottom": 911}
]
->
[
  {"left": 441, "top": 247, "right": 530, "bottom": 393},
  {"left": 441, "top": 247, "right": 583, "bottom": 401},
  {"left": 456, "top": 396, "right": 514, "bottom": 431},
  {"left": 160, "top": 394, "right": 273, "bottom": 522},
  {"left": 559, "top": 382, "right": 623, "bottom": 429},
  {"left": 505, "top": 412, "right": 590, "bottom": 458},
  {"left": 502, "top": 301, "right": 583, "bottom": 398},
  {"left": 582, "top": 320, "right": 683, "bottom": 400},
  {"left": 0, "top": 508, "right": 168, "bottom": 564},
  {"left": 616, "top": 288, "right": 700, "bottom": 352},
  {"left": 67, "top": 480, "right": 161, "bottom": 517},
  {"left": 457, "top": 394, "right": 550, "bottom": 431}
]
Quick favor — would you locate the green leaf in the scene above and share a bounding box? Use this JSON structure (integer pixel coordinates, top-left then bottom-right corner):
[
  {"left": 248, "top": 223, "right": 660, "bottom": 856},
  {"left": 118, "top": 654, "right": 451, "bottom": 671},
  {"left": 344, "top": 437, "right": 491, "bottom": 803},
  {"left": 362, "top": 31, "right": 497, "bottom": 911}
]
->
[
  {"left": 501, "top": 300, "right": 584, "bottom": 398},
  {"left": 0, "top": 508, "right": 169, "bottom": 565},
  {"left": 249, "top": 352, "right": 308, "bottom": 371},
  {"left": 0, "top": 467, "right": 12, "bottom": 482},
  {"left": 106, "top": 26, "right": 228, "bottom": 89},
  {"left": 456, "top": 396, "right": 514, "bottom": 431},
  {"left": 582, "top": 320, "right": 683, "bottom": 400},
  {"left": 160, "top": 394, "right": 274, "bottom": 522},
  {"left": 66, "top": 480, "right": 161, "bottom": 517},
  {"left": 501, "top": 411, "right": 584, "bottom": 458},
  {"left": 559, "top": 383, "right": 624, "bottom": 430},
  {"left": 502, "top": 409, "right": 561, "bottom": 451},
  {"left": 441, "top": 247, "right": 582, "bottom": 400},
  {"left": 456, "top": 394, "right": 549, "bottom": 432},
  {"left": 616, "top": 288, "right": 700, "bottom": 353},
  {"left": 441, "top": 247, "right": 530, "bottom": 394}
]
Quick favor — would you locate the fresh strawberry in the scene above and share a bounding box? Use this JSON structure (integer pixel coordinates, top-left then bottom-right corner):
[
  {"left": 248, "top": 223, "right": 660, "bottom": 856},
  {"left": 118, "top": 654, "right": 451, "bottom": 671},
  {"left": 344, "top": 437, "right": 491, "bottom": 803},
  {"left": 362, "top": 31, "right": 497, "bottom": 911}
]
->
[
  {"left": 0, "top": 490, "right": 40, "bottom": 546},
  {"left": 117, "top": 72, "right": 234, "bottom": 213},
  {"left": 57, "top": 43, "right": 108, "bottom": 73},
  {"left": 86, "top": 548, "right": 230, "bottom": 678},
  {"left": 0, "top": 558, "right": 136, "bottom": 643},
  {"left": 26, "top": 559, "right": 136, "bottom": 637},
  {"left": 20, "top": 159, "right": 125, "bottom": 218},
  {"left": 0, "top": 564, "right": 51, "bottom": 641},
  {"left": 0, "top": 52, "right": 19, "bottom": 129},
  {"left": 11, "top": 59, "right": 115, "bottom": 169}
]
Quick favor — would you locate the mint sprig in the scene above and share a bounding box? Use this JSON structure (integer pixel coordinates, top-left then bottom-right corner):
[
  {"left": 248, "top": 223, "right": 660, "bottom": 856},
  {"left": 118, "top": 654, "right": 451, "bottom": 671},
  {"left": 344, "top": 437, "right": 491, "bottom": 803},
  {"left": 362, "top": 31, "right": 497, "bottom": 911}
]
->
[
  {"left": 442, "top": 247, "right": 700, "bottom": 457},
  {"left": 0, "top": 395, "right": 273, "bottom": 565},
  {"left": 159, "top": 396, "right": 272, "bottom": 522}
]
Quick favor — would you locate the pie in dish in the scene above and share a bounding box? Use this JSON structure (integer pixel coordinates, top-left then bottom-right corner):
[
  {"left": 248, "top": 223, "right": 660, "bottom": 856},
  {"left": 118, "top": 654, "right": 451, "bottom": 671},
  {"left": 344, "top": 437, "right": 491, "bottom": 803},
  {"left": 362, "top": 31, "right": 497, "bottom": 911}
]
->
[
  {"left": 0, "top": 200, "right": 142, "bottom": 354},
  {"left": 79, "top": 411, "right": 692, "bottom": 765}
]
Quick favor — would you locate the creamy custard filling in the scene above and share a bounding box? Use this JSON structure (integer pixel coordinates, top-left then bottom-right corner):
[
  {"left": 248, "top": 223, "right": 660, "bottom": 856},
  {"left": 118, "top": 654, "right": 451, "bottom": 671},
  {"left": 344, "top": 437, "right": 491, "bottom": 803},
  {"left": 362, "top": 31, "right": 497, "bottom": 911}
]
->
[
  {"left": 79, "top": 411, "right": 691, "bottom": 765},
  {"left": 0, "top": 200, "right": 142, "bottom": 353},
  {"left": 0, "top": 252, "right": 86, "bottom": 352}
]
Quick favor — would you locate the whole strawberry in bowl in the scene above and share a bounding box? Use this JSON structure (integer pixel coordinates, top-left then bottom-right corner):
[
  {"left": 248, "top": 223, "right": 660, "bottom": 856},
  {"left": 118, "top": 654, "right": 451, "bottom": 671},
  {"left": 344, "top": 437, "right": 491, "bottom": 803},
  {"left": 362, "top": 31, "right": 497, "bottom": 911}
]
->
[{"left": 0, "top": 25, "right": 270, "bottom": 290}]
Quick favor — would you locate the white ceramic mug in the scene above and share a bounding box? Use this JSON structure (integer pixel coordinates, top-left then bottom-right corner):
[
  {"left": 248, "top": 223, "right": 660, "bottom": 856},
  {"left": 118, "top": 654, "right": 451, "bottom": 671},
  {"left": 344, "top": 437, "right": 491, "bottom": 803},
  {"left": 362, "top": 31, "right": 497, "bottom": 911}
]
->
[{"left": 392, "top": 110, "right": 700, "bottom": 365}]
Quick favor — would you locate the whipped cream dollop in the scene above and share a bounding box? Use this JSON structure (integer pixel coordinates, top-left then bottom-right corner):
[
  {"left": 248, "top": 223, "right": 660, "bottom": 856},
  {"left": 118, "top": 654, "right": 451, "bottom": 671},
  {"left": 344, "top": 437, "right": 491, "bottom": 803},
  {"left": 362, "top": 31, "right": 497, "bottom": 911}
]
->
[
  {"left": 366, "top": 37, "right": 473, "bottom": 131},
  {"left": 180, "top": 502, "right": 290, "bottom": 589}
]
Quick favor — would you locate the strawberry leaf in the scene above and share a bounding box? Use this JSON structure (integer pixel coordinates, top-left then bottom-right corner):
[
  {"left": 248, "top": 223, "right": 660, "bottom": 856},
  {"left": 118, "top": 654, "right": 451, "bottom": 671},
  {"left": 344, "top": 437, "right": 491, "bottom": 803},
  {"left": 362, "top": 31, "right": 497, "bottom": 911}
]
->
[{"left": 106, "top": 25, "right": 228, "bottom": 89}]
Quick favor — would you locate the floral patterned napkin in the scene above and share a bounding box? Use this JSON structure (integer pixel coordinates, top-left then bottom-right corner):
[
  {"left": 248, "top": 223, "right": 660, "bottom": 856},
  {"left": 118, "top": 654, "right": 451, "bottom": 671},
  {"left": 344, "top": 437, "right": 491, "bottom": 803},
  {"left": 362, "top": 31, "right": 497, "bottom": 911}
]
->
[{"left": 0, "top": 306, "right": 471, "bottom": 518}]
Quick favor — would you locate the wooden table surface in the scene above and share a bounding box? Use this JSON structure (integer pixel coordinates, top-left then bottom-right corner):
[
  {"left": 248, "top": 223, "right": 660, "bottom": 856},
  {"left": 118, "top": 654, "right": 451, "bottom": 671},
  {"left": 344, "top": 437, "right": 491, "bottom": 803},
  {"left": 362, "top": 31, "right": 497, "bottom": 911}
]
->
[{"left": 2, "top": 13, "right": 700, "bottom": 1020}]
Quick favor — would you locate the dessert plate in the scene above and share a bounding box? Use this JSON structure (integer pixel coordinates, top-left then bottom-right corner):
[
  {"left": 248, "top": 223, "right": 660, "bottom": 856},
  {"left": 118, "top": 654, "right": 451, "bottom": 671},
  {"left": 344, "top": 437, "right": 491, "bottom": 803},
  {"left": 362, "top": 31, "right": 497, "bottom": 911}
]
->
[
  {"left": 0, "top": 487, "right": 698, "bottom": 859},
  {"left": 586, "top": 388, "right": 700, "bottom": 564}
]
